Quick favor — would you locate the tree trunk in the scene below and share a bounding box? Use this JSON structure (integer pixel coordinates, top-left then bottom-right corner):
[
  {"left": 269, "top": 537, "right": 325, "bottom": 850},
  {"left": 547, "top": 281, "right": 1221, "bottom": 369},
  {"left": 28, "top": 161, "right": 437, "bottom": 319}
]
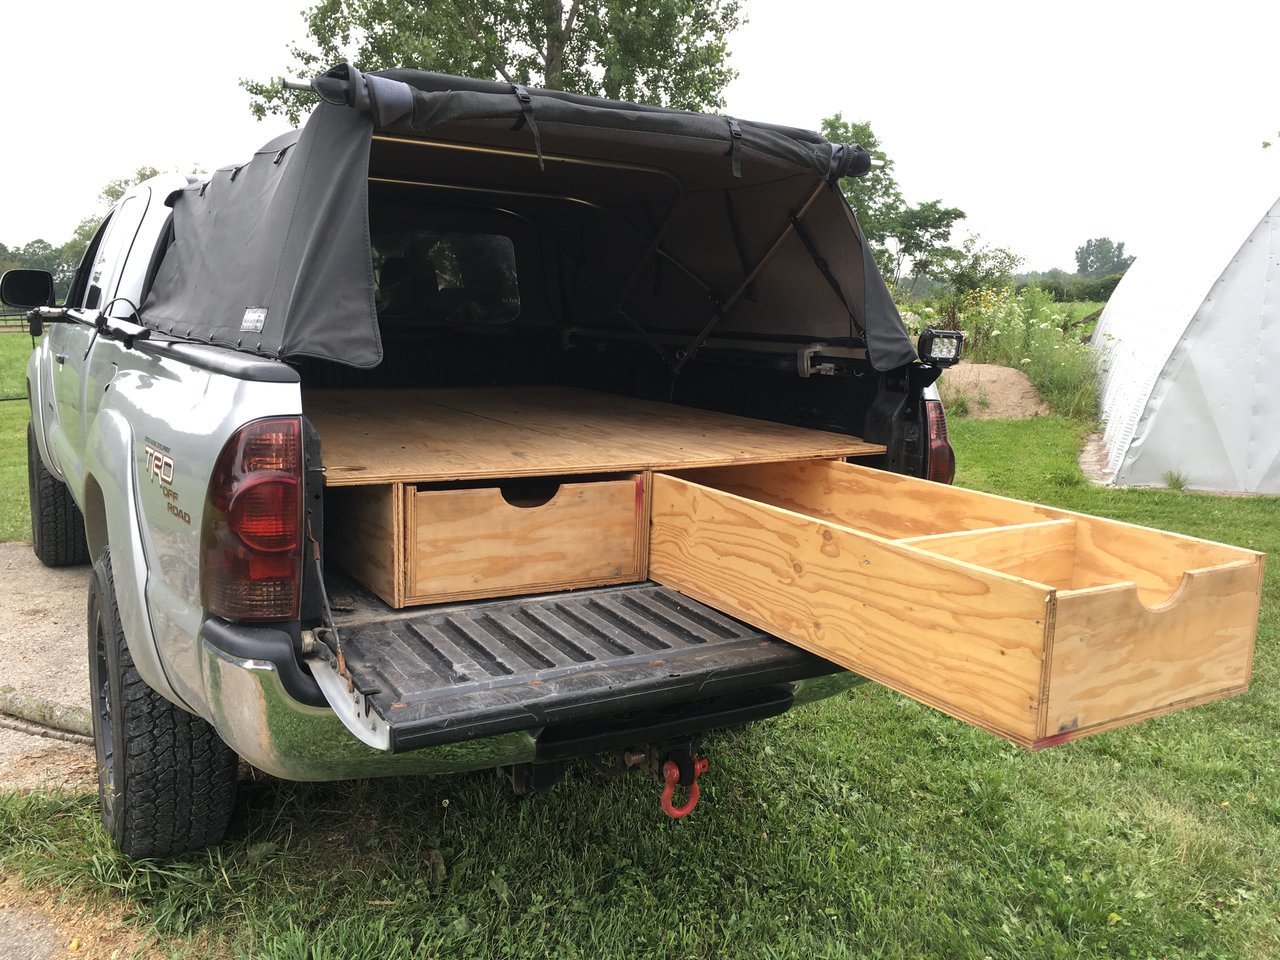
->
[{"left": 544, "top": 0, "right": 566, "bottom": 90}]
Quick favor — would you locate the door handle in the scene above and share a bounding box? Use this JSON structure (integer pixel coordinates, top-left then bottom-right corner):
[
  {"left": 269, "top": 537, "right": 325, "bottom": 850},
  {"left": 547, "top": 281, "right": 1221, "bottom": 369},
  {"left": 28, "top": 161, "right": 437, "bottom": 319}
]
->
[{"left": 55, "top": 353, "right": 68, "bottom": 365}]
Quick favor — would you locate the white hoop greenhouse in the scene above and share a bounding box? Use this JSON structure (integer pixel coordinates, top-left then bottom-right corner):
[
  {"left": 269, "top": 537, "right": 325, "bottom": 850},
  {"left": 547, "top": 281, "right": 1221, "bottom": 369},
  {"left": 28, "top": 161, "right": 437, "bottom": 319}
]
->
[{"left": 1092, "top": 159, "right": 1280, "bottom": 493}]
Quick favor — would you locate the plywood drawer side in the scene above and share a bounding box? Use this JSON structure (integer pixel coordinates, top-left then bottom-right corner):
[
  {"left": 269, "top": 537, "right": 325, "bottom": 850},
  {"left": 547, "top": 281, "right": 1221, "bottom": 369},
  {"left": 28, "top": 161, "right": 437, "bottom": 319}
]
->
[
  {"left": 647, "top": 473, "right": 1054, "bottom": 743},
  {"left": 324, "top": 484, "right": 405, "bottom": 608},
  {"left": 406, "top": 477, "right": 644, "bottom": 605}
]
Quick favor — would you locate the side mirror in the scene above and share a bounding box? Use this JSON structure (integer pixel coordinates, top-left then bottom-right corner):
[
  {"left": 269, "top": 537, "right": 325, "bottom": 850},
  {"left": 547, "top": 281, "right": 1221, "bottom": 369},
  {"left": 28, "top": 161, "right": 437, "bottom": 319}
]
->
[{"left": 0, "top": 269, "right": 55, "bottom": 309}]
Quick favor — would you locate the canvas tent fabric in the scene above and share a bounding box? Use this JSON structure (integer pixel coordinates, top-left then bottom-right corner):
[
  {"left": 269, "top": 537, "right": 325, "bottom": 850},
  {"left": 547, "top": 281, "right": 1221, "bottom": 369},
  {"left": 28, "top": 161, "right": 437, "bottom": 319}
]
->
[
  {"left": 1093, "top": 170, "right": 1280, "bottom": 493},
  {"left": 141, "top": 63, "right": 918, "bottom": 372}
]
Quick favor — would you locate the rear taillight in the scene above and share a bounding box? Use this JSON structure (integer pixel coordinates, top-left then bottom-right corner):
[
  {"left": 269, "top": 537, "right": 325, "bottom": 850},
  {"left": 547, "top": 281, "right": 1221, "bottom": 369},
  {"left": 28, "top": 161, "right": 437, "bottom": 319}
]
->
[
  {"left": 200, "top": 418, "right": 302, "bottom": 620},
  {"left": 924, "top": 399, "right": 956, "bottom": 484}
]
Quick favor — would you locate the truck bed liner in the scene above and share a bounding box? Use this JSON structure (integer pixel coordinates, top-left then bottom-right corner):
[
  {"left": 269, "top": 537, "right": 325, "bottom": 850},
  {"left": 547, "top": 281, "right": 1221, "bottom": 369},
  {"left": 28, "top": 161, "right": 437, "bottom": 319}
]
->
[{"left": 329, "top": 583, "right": 841, "bottom": 752}]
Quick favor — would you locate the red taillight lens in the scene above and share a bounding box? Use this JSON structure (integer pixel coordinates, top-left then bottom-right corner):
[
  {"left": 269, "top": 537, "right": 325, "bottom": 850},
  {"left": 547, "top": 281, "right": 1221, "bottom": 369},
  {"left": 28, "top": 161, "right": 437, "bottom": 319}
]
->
[
  {"left": 201, "top": 418, "right": 302, "bottom": 621},
  {"left": 228, "top": 477, "right": 299, "bottom": 551},
  {"left": 925, "top": 399, "right": 956, "bottom": 484},
  {"left": 242, "top": 427, "right": 300, "bottom": 473}
]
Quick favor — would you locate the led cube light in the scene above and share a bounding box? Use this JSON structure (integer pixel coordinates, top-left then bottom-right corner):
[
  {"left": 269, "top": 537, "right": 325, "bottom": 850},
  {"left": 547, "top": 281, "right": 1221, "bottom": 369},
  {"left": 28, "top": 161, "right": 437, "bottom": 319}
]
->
[{"left": 918, "top": 329, "right": 964, "bottom": 366}]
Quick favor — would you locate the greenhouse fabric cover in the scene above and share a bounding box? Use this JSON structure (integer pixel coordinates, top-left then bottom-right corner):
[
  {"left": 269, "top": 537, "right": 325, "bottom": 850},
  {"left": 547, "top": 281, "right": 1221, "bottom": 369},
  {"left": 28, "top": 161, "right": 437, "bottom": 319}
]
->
[
  {"left": 142, "top": 63, "right": 917, "bottom": 372},
  {"left": 1093, "top": 159, "right": 1280, "bottom": 494}
]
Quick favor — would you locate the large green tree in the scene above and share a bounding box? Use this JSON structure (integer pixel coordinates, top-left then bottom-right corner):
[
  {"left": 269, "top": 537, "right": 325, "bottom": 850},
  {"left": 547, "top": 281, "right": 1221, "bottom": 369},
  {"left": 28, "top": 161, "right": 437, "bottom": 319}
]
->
[
  {"left": 1074, "top": 236, "right": 1134, "bottom": 279},
  {"left": 244, "top": 0, "right": 744, "bottom": 124},
  {"left": 55, "top": 166, "right": 161, "bottom": 297},
  {"left": 820, "top": 114, "right": 964, "bottom": 288},
  {"left": 819, "top": 113, "right": 901, "bottom": 256},
  {"left": 892, "top": 199, "right": 966, "bottom": 293},
  {"left": 0, "top": 243, "right": 18, "bottom": 279}
]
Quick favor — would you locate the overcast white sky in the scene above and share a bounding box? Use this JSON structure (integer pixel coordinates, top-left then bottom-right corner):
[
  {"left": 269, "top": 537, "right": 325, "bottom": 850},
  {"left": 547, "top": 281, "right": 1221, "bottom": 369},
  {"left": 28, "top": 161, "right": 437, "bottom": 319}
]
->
[{"left": 3, "top": 0, "right": 1277, "bottom": 271}]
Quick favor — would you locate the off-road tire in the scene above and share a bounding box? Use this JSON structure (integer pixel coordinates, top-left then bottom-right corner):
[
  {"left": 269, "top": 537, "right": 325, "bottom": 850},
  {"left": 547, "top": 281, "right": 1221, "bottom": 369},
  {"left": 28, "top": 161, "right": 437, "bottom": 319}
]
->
[
  {"left": 27, "top": 421, "right": 90, "bottom": 567},
  {"left": 89, "top": 547, "right": 239, "bottom": 858}
]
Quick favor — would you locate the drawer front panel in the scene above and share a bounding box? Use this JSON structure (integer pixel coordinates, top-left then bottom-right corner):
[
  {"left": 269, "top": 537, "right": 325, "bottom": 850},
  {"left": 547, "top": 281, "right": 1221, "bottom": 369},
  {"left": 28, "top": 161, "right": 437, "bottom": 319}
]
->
[{"left": 408, "top": 478, "right": 643, "bottom": 604}]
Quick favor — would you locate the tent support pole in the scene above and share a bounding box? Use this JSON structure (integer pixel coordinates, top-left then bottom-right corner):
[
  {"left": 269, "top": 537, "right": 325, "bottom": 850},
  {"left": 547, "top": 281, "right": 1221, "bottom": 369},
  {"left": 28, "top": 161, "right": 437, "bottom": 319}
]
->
[{"left": 672, "top": 180, "right": 828, "bottom": 376}]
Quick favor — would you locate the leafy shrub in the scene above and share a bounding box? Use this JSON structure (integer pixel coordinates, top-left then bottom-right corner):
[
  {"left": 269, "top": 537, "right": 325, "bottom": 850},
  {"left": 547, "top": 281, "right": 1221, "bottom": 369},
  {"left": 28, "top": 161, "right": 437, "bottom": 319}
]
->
[
  {"left": 1018, "top": 269, "right": 1125, "bottom": 303},
  {"left": 950, "top": 285, "right": 1099, "bottom": 420}
]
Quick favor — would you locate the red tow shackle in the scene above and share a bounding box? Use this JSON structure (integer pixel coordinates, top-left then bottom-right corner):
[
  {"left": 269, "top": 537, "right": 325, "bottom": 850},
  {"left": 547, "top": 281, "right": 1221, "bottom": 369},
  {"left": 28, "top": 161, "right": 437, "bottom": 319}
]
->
[{"left": 660, "top": 757, "right": 710, "bottom": 819}]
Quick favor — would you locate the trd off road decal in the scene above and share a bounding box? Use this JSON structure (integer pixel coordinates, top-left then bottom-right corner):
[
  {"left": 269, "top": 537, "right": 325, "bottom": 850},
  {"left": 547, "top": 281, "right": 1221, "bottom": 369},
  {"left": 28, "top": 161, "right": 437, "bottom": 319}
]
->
[{"left": 142, "top": 437, "right": 191, "bottom": 525}]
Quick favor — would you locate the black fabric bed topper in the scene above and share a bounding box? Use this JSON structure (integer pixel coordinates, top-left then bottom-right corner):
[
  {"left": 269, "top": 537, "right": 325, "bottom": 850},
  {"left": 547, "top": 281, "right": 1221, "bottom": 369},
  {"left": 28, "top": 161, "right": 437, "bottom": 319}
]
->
[{"left": 141, "top": 63, "right": 918, "bottom": 372}]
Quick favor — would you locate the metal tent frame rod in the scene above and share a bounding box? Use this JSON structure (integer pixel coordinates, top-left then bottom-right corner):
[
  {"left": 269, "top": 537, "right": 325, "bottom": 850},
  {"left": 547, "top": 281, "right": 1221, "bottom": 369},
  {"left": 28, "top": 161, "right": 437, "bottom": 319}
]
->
[
  {"left": 488, "top": 207, "right": 679, "bottom": 364},
  {"left": 672, "top": 179, "right": 828, "bottom": 376},
  {"left": 373, "top": 134, "right": 686, "bottom": 188}
]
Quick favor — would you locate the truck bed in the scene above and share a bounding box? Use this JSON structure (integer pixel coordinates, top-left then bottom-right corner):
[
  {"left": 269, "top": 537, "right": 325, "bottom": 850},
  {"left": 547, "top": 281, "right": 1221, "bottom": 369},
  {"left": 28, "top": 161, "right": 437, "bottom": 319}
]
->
[{"left": 324, "top": 578, "right": 844, "bottom": 753}]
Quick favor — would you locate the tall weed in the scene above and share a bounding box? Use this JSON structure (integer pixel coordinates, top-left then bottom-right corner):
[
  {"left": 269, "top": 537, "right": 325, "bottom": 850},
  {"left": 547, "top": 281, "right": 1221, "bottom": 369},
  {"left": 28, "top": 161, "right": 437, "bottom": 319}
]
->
[{"left": 947, "top": 285, "right": 1098, "bottom": 420}]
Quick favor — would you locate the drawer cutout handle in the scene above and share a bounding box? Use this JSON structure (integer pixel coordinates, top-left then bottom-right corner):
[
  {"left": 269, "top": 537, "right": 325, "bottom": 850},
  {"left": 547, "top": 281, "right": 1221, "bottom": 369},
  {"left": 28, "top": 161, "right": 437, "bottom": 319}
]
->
[{"left": 499, "top": 479, "right": 562, "bottom": 508}]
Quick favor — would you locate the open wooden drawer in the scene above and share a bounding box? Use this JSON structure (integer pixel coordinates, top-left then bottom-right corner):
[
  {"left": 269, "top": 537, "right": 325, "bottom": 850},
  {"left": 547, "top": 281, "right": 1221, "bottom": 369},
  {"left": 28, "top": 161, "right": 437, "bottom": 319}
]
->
[{"left": 649, "top": 459, "right": 1263, "bottom": 748}]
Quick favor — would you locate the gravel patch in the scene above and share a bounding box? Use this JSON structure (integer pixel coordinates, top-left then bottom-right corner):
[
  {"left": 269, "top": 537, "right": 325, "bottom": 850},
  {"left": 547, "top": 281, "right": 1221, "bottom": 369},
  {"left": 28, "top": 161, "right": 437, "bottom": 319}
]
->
[{"left": 0, "top": 725, "right": 95, "bottom": 794}]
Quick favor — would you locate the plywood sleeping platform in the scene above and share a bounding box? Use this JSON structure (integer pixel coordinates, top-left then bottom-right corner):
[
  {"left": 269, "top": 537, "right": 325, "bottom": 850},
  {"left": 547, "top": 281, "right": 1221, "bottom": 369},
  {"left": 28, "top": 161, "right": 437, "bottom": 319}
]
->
[
  {"left": 305, "top": 387, "right": 884, "bottom": 485},
  {"left": 311, "top": 386, "right": 883, "bottom": 610}
]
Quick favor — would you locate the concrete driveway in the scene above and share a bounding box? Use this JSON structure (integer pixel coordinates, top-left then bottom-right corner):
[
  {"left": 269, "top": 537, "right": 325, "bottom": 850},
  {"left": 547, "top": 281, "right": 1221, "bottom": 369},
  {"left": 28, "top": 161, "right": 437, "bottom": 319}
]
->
[{"left": 0, "top": 542, "right": 91, "bottom": 732}]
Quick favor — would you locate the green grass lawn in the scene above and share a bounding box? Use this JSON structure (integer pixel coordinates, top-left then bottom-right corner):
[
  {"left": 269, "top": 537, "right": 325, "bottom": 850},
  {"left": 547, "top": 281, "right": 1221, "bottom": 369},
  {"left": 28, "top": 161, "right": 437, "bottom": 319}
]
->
[
  {"left": 0, "top": 400, "right": 28, "bottom": 542},
  {"left": 0, "top": 333, "right": 33, "bottom": 540},
  {"left": 0, "top": 330, "right": 34, "bottom": 401},
  {"left": 0, "top": 384, "right": 1277, "bottom": 955}
]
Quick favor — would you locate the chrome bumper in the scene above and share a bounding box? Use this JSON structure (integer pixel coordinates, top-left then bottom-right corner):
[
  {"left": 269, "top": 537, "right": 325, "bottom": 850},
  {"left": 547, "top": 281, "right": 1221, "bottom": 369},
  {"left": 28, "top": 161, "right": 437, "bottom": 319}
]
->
[
  {"left": 199, "top": 639, "right": 536, "bottom": 781},
  {"left": 198, "top": 615, "right": 866, "bottom": 782}
]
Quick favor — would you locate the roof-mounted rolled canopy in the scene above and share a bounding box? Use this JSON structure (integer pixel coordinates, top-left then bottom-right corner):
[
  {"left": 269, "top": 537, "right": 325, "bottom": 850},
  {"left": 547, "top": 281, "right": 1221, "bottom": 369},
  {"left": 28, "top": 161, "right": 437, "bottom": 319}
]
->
[{"left": 142, "top": 63, "right": 918, "bottom": 372}]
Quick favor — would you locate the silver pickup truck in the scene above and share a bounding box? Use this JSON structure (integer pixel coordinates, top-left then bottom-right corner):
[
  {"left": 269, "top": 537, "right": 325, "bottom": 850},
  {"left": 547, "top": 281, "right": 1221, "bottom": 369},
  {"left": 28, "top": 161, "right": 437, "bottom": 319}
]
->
[{"left": 7, "top": 65, "right": 963, "bottom": 858}]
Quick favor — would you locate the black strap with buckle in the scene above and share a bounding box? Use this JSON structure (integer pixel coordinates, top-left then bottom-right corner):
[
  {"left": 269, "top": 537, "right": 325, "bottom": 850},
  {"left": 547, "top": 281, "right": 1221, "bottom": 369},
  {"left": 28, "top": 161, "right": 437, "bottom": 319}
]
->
[
  {"left": 727, "top": 117, "right": 743, "bottom": 178},
  {"left": 512, "top": 84, "right": 546, "bottom": 171}
]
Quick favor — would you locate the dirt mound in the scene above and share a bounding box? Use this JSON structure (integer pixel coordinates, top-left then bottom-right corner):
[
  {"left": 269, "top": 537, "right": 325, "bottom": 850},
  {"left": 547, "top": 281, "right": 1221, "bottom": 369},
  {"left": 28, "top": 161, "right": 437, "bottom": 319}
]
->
[{"left": 937, "top": 362, "right": 1049, "bottom": 420}]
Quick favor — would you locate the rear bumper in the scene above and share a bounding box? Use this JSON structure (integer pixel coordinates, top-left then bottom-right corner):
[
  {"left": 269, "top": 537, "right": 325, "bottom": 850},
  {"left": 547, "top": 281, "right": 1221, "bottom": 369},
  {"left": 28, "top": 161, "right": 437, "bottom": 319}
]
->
[
  {"left": 198, "top": 605, "right": 866, "bottom": 782},
  {"left": 200, "top": 626, "right": 538, "bottom": 781}
]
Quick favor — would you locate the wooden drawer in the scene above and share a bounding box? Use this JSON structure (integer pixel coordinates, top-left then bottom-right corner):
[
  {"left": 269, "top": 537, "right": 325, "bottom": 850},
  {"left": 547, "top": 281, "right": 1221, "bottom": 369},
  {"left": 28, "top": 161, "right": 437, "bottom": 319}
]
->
[
  {"left": 327, "top": 476, "right": 645, "bottom": 608},
  {"left": 405, "top": 477, "right": 644, "bottom": 605},
  {"left": 649, "top": 459, "right": 1262, "bottom": 748}
]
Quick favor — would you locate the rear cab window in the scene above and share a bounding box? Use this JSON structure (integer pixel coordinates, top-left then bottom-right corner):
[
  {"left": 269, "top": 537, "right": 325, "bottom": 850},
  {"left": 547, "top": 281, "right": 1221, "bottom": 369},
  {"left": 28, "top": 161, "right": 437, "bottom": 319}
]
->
[{"left": 373, "top": 229, "right": 520, "bottom": 329}]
